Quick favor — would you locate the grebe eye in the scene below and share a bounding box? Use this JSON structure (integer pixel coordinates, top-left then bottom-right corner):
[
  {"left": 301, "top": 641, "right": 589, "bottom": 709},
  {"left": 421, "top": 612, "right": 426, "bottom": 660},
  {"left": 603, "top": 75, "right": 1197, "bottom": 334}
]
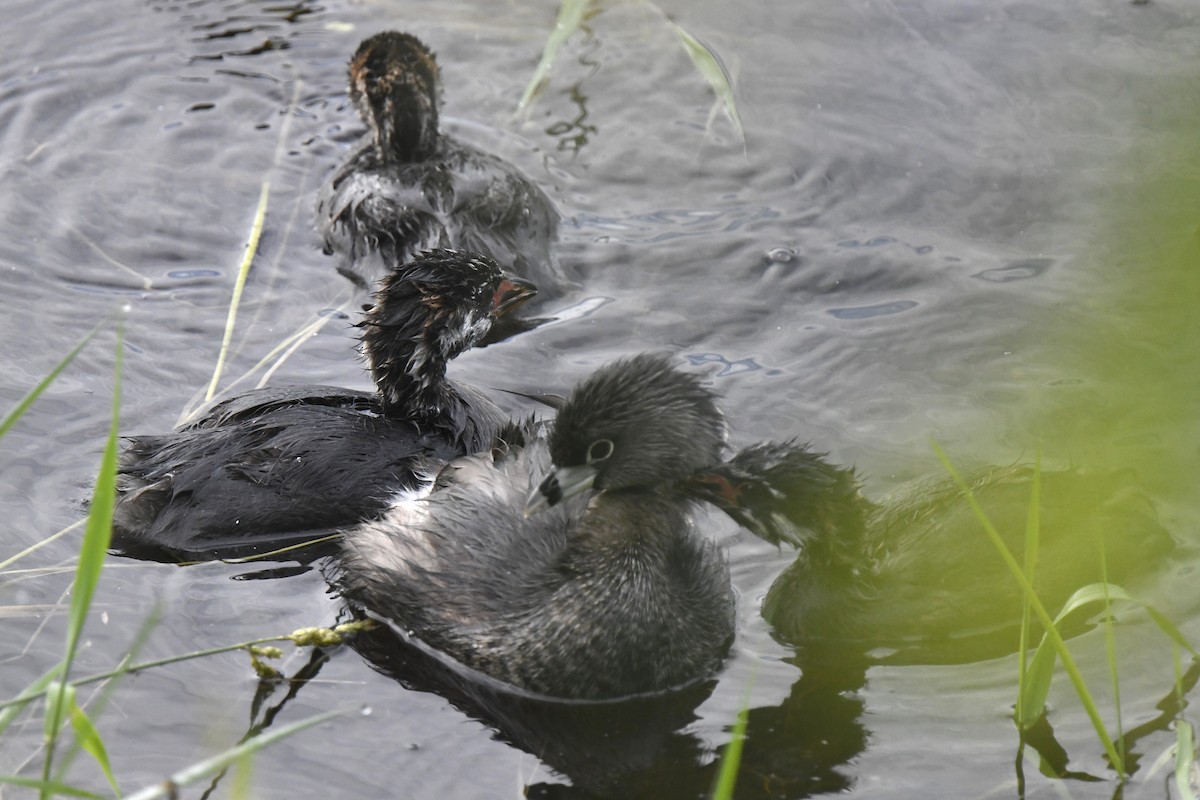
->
[{"left": 587, "top": 439, "right": 615, "bottom": 465}]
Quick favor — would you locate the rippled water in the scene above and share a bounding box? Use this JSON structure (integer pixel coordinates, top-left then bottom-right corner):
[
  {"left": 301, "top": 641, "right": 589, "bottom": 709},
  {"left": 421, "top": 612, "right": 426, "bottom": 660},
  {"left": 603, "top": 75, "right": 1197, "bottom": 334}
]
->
[{"left": 2, "top": 0, "right": 1199, "bottom": 797}]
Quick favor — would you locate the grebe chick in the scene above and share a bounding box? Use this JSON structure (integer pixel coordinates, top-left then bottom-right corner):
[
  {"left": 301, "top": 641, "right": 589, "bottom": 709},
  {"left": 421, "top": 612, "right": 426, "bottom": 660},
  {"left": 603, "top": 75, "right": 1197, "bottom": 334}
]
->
[
  {"left": 111, "top": 250, "right": 534, "bottom": 562},
  {"left": 317, "top": 31, "right": 562, "bottom": 299},
  {"left": 335, "top": 354, "right": 736, "bottom": 700},
  {"left": 692, "top": 445, "right": 1174, "bottom": 662}
]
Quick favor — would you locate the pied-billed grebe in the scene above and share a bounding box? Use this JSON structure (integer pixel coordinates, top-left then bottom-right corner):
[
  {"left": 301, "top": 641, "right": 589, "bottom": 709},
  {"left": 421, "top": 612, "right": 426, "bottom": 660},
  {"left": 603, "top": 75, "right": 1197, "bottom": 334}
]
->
[
  {"left": 691, "top": 443, "right": 1175, "bottom": 662},
  {"left": 112, "top": 250, "right": 535, "bottom": 561},
  {"left": 317, "top": 31, "right": 562, "bottom": 296},
  {"left": 335, "top": 354, "right": 737, "bottom": 700}
]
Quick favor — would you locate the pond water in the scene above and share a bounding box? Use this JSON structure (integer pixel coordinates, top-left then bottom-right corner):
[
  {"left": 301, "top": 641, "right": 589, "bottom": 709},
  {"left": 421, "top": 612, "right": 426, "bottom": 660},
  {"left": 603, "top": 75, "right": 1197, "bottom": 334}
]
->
[{"left": 2, "top": 0, "right": 1199, "bottom": 797}]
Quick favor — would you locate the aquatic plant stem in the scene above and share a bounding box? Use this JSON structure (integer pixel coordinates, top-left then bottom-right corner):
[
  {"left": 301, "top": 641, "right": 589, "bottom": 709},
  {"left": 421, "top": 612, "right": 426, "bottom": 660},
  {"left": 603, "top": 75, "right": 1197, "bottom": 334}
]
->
[
  {"left": 0, "top": 324, "right": 98, "bottom": 440},
  {"left": 710, "top": 674, "right": 754, "bottom": 800},
  {"left": 0, "top": 638, "right": 288, "bottom": 717},
  {"left": 122, "top": 708, "right": 350, "bottom": 800},
  {"left": 0, "top": 520, "right": 84, "bottom": 571},
  {"left": 933, "top": 442, "right": 1126, "bottom": 777},
  {"left": 1, "top": 621, "right": 376, "bottom": 715},
  {"left": 1100, "top": 538, "right": 1125, "bottom": 772},
  {"left": 517, "top": 0, "right": 593, "bottom": 114},
  {"left": 40, "top": 320, "right": 124, "bottom": 798},
  {"left": 1014, "top": 455, "right": 1041, "bottom": 725},
  {"left": 206, "top": 180, "right": 270, "bottom": 403}
]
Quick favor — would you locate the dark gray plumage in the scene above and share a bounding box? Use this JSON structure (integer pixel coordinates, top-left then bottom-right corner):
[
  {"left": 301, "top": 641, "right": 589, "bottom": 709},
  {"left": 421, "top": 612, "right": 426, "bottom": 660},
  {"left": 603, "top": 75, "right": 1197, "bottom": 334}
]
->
[
  {"left": 111, "top": 250, "right": 534, "bottom": 561},
  {"left": 690, "top": 447, "right": 1175, "bottom": 662},
  {"left": 317, "top": 31, "right": 562, "bottom": 295},
  {"left": 335, "top": 354, "right": 736, "bottom": 700}
]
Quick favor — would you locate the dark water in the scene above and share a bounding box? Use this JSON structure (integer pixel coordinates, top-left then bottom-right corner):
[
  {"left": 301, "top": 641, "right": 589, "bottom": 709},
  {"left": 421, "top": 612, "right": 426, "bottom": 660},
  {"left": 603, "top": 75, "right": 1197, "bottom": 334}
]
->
[{"left": 2, "top": 0, "right": 1199, "bottom": 797}]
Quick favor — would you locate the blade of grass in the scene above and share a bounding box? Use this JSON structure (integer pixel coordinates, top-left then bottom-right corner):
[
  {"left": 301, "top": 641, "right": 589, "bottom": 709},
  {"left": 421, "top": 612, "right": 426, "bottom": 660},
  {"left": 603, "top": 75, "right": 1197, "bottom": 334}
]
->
[
  {"left": 517, "top": 0, "right": 594, "bottom": 114},
  {"left": 0, "top": 520, "right": 85, "bottom": 571},
  {"left": 230, "top": 752, "right": 254, "bottom": 800},
  {"left": 1, "top": 620, "right": 375, "bottom": 715},
  {"left": 1016, "top": 583, "right": 1124, "bottom": 732},
  {"left": 1015, "top": 455, "right": 1041, "bottom": 725},
  {"left": 67, "top": 692, "right": 120, "bottom": 797},
  {"left": 1177, "top": 720, "right": 1199, "bottom": 800},
  {"left": 932, "top": 442, "right": 1125, "bottom": 776},
  {"left": 205, "top": 179, "right": 271, "bottom": 403},
  {"left": 123, "top": 708, "right": 349, "bottom": 800},
  {"left": 710, "top": 706, "right": 749, "bottom": 800},
  {"left": 1020, "top": 582, "right": 1199, "bottom": 723},
  {"left": 0, "top": 665, "right": 63, "bottom": 736},
  {"left": 40, "top": 321, "right": 123, "bottom": 796},
  {"left": 54, "top": 605, "right": 163, "bottom": 787},
  {"left": 1144, "top": 606, "right": 1200, "bottom": 657},
  {"left": 0, "top": 775, "right": 102, "bottom": 799},
  {"left": 193, "top": 76, "right": 308, "bottom": 415},
  {"left": 1100, "top": 539, "right": 1124, "bottom": 773},
  {"left": 179, "top": 300, "right": 351, "bottom": 427},
  {"left": 253, "top": 310, "right": 344, "bottom": 389},
  {"left": 0, "top": 325, "right": 98, "bottom": 440},
  {"left": 710, "top": 671, "right": 754, "bottom": 800},
  {"left": 657, "top": 12, "right": 745, "bottom": 147}
]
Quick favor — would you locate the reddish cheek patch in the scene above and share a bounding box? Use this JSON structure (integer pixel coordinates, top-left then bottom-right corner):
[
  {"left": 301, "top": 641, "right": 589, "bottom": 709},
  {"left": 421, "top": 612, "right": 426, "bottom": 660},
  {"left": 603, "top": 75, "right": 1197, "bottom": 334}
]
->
[{"left": 696, "top": 474, "right": 744, "bottom": 507}]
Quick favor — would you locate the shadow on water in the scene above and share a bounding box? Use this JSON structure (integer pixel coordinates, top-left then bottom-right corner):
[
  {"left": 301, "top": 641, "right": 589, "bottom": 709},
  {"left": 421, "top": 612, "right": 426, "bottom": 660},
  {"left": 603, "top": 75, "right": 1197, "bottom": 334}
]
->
[{"left": 209, "top": 614, "right": 1198, "bottom": 799}]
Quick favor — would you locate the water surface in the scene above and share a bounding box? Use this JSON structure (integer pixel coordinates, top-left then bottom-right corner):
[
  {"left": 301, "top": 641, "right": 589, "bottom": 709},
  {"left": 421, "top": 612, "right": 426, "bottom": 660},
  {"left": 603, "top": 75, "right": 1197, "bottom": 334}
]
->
[{"left": 2, "top": 0, "right": 1198, "bottom": 797}]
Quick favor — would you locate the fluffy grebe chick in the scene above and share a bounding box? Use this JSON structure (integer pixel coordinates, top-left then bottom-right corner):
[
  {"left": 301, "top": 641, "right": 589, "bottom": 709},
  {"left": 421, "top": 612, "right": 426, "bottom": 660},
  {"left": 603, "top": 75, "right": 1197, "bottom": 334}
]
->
[
  {"left": 318, "top": 31, "right": 562, "bottom": 297},
  {"left": 691, "top": 444, "right": 1174, "bottom": 662},
  {"left": 111, "top": 250, "right": 535, "bottom": 562},
  {"left": 335, "top": 354, "right": 736, "bottom": 700}
]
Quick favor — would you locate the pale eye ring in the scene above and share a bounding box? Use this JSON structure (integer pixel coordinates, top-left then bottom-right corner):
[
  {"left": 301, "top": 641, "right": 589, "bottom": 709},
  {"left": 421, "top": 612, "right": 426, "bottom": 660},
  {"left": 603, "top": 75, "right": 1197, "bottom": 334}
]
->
[{"left": 586, "top": 439, "right": 615, "bottom": 465}]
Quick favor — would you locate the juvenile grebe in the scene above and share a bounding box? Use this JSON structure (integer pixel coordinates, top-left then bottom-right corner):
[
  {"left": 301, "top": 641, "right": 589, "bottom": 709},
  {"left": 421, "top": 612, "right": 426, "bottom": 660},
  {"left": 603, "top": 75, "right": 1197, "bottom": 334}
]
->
[
  {"left": 691, "top": 443, "right": 1174, "bottom": 662},
  {"left": 317, "top": 31, "right": 562, "bottom": 299},
  {"left": 335, "top": 354, "right": 736, "bottom": 699},
  {"left": 112, "top": 250, "right": 534, "bottom": 561}
]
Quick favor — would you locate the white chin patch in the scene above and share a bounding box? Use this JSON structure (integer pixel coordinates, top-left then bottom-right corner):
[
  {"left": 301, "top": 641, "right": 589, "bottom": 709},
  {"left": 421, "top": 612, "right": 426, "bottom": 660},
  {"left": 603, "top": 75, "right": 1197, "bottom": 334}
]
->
[{"left": 446, "top": 310, "right": 491, "bottom": 349}]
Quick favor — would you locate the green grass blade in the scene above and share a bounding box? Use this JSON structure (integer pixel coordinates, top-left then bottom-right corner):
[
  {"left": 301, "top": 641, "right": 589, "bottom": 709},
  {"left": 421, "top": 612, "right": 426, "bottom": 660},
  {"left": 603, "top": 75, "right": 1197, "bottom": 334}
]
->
[
  {"left": 0, "top": 519, "right": 84, "bottom": 571},
  {"left": 69, "top": 696, "right": 120, "bottom": 797},
  {"left": 123, "top": 708, "right": 349, "bottom": 800},
  {"left": 205, "top": 180, "right": 271, "bottom": 402},
  {"left": 42, "top": 322, "right": 124, "bottom": 794},
  {"left": 661, "top": 15, "right": 744, "bottom": 146},
  {"left": 179, "top": 299, "right": 350, "bottom": 426},
  {"left": 0, "top": 325, "right": 97, "bottom": 440},
  {"left": 1020, "top": 638, "right": 1058, "bottom": 725},
  {"left": 0, "top": 775, "right": 103, "bottom": 799},
  {"left": 710, "top": 704, "right": 749, "bottom": 800},
  {"left": 0, "top": 622, "right": 368, "bottom": 717},
  {"left": 1019, "top": 582, "right": 1196, "bottom": 724},
  {"left": 517, "top": 0, "right": 594, "bottom": 113},
  {"left": 55, "top": 606, "right": 163, "bottom": 787},
  {"left": 1017, "top": 585, "right": 1121, "bottom": 724},
  {"left": 1176, "top": 720, "right": 1199, "bottom": 800},
  {"left": 230, "top": 752, "right": 254, "bottom": 800},
  {"left": 44, "top": 682, "right": 74, "bottom": 743},
  {"left": 1145, "top": 606, "right": 1200, "bottom": 657},
  {"left": 1100, "top": 546, "right": 1124, "bottom": 772},
  {"left": 1015, "top": 455, "right": 1041, "bottom": 724},
  {"left": 932, "top": 442, "right": 1125, "bottom": 776},
  {"left": 0, "top": 665, "right": 63, "bottom": 736}
]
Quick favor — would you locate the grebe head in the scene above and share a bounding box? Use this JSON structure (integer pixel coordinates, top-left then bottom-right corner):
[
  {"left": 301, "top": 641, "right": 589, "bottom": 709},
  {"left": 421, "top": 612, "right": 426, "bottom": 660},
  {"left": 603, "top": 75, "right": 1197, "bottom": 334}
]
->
[
  {"left": 349, "top": 31, "right": 441, "bottom": 162},
  {"left": 526, "top": 354, "right": 727, "bottom": 513},
  {"left": 359, "top": 249, "right": 535, "bottom": 411}
]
